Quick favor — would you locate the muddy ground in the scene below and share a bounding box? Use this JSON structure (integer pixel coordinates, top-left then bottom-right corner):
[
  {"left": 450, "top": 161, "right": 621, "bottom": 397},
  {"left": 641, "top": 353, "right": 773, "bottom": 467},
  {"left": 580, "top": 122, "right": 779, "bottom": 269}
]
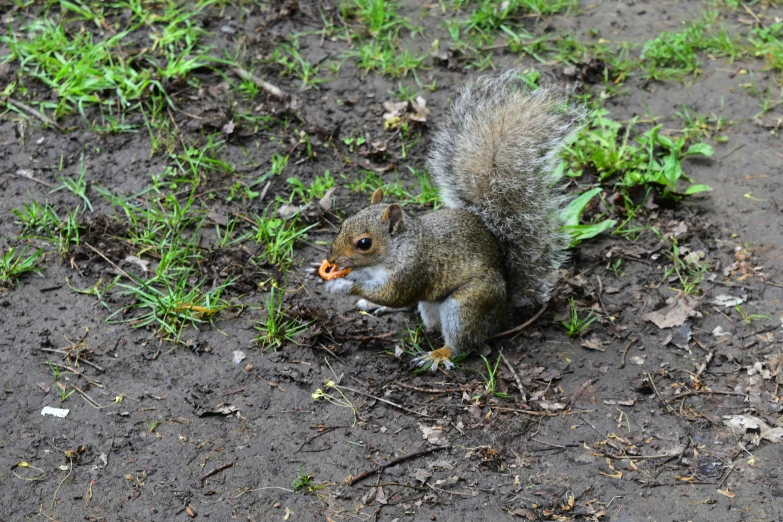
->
[{"left": 2, "top": 1, "right": 783, "bottom": 521}]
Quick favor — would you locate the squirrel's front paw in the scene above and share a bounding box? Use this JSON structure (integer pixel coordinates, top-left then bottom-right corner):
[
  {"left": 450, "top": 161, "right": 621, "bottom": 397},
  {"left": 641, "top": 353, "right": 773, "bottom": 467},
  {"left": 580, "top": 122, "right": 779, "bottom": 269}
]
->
[
  {"left": 356, "top": 298, "right": 392, "bottom": 315},
  {"left": 411, "top": 346, "right": 455, "bottom": 373},
  {"left": 324, "top": 278, "right": 354, "bottom": 294}
]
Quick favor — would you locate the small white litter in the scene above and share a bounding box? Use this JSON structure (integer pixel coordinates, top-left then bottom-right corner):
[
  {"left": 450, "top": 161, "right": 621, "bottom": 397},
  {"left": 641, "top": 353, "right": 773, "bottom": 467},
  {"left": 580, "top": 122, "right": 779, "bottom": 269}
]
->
[
  {"left": 233, "top": 350, "right": 246, "bottom": 364},
  {"left": 41, "top": 407, "right": 69, "bottom": 418}
]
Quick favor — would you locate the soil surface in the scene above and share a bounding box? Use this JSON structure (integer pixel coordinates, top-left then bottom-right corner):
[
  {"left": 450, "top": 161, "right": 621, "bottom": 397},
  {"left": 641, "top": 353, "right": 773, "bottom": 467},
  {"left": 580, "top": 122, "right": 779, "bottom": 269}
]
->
[{"left": 2, "top": 1, "right": 783, "bottom": 521}]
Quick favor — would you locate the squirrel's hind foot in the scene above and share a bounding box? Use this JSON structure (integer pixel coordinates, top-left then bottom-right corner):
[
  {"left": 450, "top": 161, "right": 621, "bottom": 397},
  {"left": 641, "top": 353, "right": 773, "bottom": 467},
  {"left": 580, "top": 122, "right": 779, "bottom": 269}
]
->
[{"left": 411, "top": 346, "right": 455, "bottom": 373}]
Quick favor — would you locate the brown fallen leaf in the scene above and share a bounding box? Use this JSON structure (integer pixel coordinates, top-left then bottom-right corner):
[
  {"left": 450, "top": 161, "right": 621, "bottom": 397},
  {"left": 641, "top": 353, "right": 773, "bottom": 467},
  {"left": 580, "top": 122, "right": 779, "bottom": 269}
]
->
[
  {"left": 717, "top": 487, "right": 736, "bottom": 498},
  {"left": 319, "top": 187, "right": 336, "bottom": 211},
  {"left": 642, "top": 294, "right": 701, "bottom": 329},
  {"left": 581, "top": 336, "right": 606, "bottom": 352}
]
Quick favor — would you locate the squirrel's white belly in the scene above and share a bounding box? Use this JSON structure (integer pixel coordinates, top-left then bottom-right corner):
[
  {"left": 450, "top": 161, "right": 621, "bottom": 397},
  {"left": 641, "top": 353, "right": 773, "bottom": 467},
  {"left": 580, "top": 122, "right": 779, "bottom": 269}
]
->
[
  {"left": 351, "top": 265, "right": 390, "bottom": 290},
  {"left": 418, "top": 301, "right": 442, "bottom": 331}
]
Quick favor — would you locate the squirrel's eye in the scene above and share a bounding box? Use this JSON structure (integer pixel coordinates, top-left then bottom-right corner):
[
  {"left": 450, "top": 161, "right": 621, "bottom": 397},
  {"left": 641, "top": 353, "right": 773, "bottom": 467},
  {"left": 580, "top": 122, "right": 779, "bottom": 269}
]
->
[{"left": 356, "top": 237, "right": 373, "bottom": 251}]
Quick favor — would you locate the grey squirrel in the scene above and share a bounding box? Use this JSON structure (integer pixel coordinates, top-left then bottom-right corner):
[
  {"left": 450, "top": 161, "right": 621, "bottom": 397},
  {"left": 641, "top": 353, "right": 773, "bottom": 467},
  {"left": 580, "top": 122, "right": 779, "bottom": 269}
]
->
[{"left": 319, "top": 70, "right": 584, "bottom": 371}]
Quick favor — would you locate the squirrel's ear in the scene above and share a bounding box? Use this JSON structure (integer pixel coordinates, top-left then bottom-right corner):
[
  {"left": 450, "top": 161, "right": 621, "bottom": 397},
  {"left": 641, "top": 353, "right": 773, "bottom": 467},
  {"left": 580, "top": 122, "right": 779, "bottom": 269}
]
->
[
  {"left": 370, "top": 187, "right": 384, "bottom": 205},
  {"left": 381, "top": 203, "right": 404, "bottom": 235}
]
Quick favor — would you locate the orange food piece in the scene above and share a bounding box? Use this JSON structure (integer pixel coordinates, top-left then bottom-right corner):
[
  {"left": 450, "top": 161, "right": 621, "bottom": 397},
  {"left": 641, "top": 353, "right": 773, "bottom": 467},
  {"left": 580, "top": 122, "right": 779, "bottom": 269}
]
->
[{"left": 318, "top": 259, "right": 353, "bottom": 280}]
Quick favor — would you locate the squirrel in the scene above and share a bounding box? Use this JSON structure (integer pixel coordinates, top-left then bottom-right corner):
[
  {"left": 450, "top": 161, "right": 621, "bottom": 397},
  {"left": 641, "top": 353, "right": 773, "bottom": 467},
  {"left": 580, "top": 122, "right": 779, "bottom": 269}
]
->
[{"left": 321, "top": 70, "right": 584, "bottom": 372}]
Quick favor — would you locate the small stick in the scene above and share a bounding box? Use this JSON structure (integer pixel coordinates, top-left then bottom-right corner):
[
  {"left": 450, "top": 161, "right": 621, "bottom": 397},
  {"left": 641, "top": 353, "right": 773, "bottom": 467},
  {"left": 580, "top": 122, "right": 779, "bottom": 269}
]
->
[
  {"left": 71, "top": 384, "right": 102, "bottom": 408},
  {"left": 695, "top": 351, "right": 714, "bottom": 378},
  {"left": 531, "top": 438, "right": 571, "bottom": 450},
  {"left": 741, "top": 2, "right": 763, "bottom": 27},
  {"left": 39, "top": 348, "right": 104, "bottom": 372},
  {"left": 42, "top": 361, "right": 103, "bottom": 388},
  {"left": 6, "top": 98, "right": 64, "bottom": 131},
  {"left": 223, "top": 388, "right": 244, "bottom": 396},
  {"left": 12, "top": 170, "right": 56, "bottom": 188},
  {"left": 393, "top": 381, "right": 471, "bottom": 394},
  {"left": 295, "top": 425, "right": 340, "bottom": 453},
  {"left": 647, "top": 373, "right": 677, "bottom": 417},
  {"left": 712, "top": 306, "right": 734, "bottom": 323},
  {"left": 489, "top": 302, "right": 548, "bottom": 340},
  {"left": 200, "top": 462, "right": 234, "bottom": 482},
  {"left": 339, "top": 385, "right": 431, "bottom": 418},
  {"left": 664, "top": 389, "right": 747, "bottom": 402},
  {"left": 499, "top": 351, "right": 526, "bottom": 402},
  {"left": 718, "top": 144, "right": 745, "bottom": 163},
  {"left": 594, "top": 276, "right": 611, "bottom": 320},
  {"left": 619, "top": 337, "right": 638, "bottom": 369},
  {"left": 347, "top": 446, "right": 449, "bottom": 486},
  {"left": 233, "top": 68, "right": 289, "bottom": 100},
  {"left": 597, "top": 451, "right": 685, "bottom": 460},
  {"left": 314, "top": 343, "right": 347, "bottom": 364},
  {"left": 83, "top": 242, "right": 134, "bottom": 281},
  {"left": 258, "top": 180, "right": 271, "bottom": 203}
]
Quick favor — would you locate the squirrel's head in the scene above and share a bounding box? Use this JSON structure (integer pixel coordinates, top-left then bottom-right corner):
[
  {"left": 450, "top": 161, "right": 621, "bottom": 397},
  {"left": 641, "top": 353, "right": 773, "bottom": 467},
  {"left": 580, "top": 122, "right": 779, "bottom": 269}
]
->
[{"left": 327, "top": 188, "right": 405, "bottom": 269}]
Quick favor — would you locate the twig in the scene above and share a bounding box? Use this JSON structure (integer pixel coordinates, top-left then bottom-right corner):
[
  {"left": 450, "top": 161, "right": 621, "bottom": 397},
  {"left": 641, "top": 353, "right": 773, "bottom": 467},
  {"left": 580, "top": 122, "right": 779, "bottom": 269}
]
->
[
  {"left": 6, "top": 98, "right": 64, "bottom": 131},
  {"left": 598, "top": 451, "right": 684, "bottom": 460},
  {"left": 223, "top": 388, "right": 244, "bottom": 396},
  {"left": 499, "top": 351, "right": 526, "bottom": 402},
  {"left": 258, "top": 180, "right": 271, "bottom": 203},
  {"left": 695, "top": 351, "right": 714, "bottom": 378},
  {"left": 233, "top": 68, "right": 289, "bottom": 100},
  {"left": 718, "top": 143, "right": 745, "bottom": 163},
  {"left": 338, "top": 385, "right": 431, "bottom": 418},
  {"left": 315, "top": 342, "right": 347, "bottom": 364},
  {"left": 741, "top": 2, "right": 763, "bottom": 27},
  {"left": 619, "top": 337, "right": 638, "bottom": 369},
  {"left": 71, "top": 384, "right": 102, "bottom": 408},
  {"left": 712, "top": 306, "right": 734, "bottom": 323},
  {"left": 12, "top": 170, "right": 56, "bottom": 188},
  {"left": 664, "top": 389, "right": 747, "bottom": 402},
  {"left": 489, "top": 302, "right": 549, "bottom": 340},
  {"left": 39, "top": 348, "right": 104, "bottom": 372},
  {"left": 42, "top": 361, "right": 103, "bottom": 388},
  {"left": 200, "top": 462, "right": 234, "bottom": 482},
  {"left": 647, "top": 373, "right": 677, "bottom": 416},
  {"left": 83, "top": 242, "right": 134, "bottom": 281},
  {"left": 741, "top": 325, "right": 776, "bottom": 340},
  {"left": 346, "top": 446, "right": 449, "bottom": 486},
  {"left": 594, "top": 276, "right": 610, "bottom": 321},
  {"left": 531, "top": 438, "right": 571, "bottom": 450},
  {"left": 393, "top": 381, "right": 471, "bottom": 394},
  {"left": 717, "top": 468, "right": 735, "bottom": 490},
  {"left": 295, "top": 426, "right": 341, "bottom": 453}
]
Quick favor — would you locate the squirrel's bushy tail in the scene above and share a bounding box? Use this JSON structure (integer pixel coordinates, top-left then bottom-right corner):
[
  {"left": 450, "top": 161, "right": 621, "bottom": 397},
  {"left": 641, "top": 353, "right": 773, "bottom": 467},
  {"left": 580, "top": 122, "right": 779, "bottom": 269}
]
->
[{"left": 429, "top": 70, "right": 584, "bottom": 305}]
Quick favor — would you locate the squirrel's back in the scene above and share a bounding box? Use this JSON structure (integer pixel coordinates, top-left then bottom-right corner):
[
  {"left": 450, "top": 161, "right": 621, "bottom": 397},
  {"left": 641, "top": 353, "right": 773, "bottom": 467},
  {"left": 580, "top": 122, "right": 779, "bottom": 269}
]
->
[{"left": 428, "top": 70, "right": 584, "bottom": 305}]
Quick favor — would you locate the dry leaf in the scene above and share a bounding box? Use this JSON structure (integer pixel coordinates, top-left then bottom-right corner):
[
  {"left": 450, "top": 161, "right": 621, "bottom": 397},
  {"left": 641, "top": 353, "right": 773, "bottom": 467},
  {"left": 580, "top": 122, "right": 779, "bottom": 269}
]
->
[
  {"left": 123, "top": 255, "right": 151, "bottom": 273},
  {"left": 712, "top": 326, "right": 730, "bottom": 337},
  {"left": 581, "top": 336, "right": 606, "bottom": 352},
  {"left": 419, "top": 424, "right": 448, "bottom": 445},
  {"left": 643, "top": 295, "right": 701, "bottom": 329},
  {"left": 318, "top": 187, "right": 336, "bottom": 211},
  {"left": 538, "top": 400, "right": 566, "bottom": 412},
  {"left": 723, "top": 415, "right": 783, "bottom": 445}
]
